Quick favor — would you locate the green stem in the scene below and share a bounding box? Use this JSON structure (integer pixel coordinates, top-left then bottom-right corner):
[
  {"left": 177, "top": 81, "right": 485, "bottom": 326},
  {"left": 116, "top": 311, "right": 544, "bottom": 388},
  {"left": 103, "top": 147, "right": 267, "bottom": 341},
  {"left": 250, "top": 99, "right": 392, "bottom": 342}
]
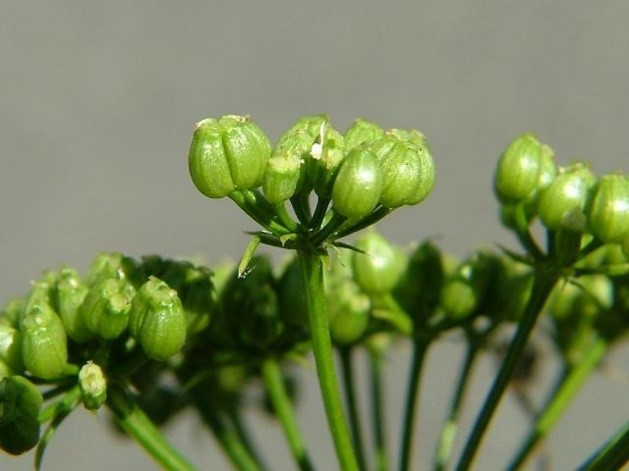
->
[
  {"left": 577, "top": 421, "right": 629, "bottom": 471},
  {"left": 434, "top": 341, "right": 480, "bottom": 471},
  {"left": 310, "top": 197, "right": 331, "bottom": 230},
  {"left": 339, "top": 348, "right": 368, "bottom": 471},
  {"left": 507, "top": 337, "right": 608, "bottom": 470},
  {"left": 229, "top": 190, "right": 289, "bottom": 235},
  {"left": 229, "top": 409, "right": 267, "bottom": 471},
  {"left": 399, "top": 339, "right": 430, "bottom": 471},
  {"left": 298, "top": 250, "right": 359, "bottom": 471},
  {"left": 369, "top": 348, "right": 389, "bottom": 471},
  {"left": 261, "top": 357, "right": 314, "bottom": 471},
  {"left": 107, "top": 384, "right": 196, "bottom": 471},
  {"left": 455, "top": 269, "right": 559, "bottom": 471},
  {"left": 290, "top": 194, "right": 312, "bottom": 227},
  {"left": 273, "top": 202, "right": 299, "bottom": 232},
  {"left": 311, "top": 211, "right": 347, "bottom": 246}
]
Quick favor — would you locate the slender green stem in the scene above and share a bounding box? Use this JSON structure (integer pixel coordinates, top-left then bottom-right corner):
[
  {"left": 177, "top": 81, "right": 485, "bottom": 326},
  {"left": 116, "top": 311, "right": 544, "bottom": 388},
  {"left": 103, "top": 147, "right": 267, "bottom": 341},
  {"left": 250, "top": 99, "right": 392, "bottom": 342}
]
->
[
  {"left": 334, "top": 206, "right": 392, "bottom": 239},
  {"left": 230, "top": 408, "right": 267, "bottom": 470},
  {"left": 273, "top": 202, "right": 298, "bottom": 232},
  {"left": 399, "top": 339, "right": 430, "bottom": 471},
  {"left": 261, "top": 357, "right": 314, "bottom": 471},
  {"left": 298, "top": 250, "right": 359, "bottom": 471},
  {"left": 577, "top": 421, "right": 629, "bottom": 471},
  {"left": 507, "top": 337, "right": 608, "bottom": 470},
  {"left": 229, "top": 190, "right": 289, "bottom": 235},
  {"left": 434, "top": 342, "right": 480, "bottom": 471},
  {"left": 290, "top": 194, "right": 312, "bottom": 226},
  {"left": 339, "top": 348, "right": 368, "bottom": 471},
  {"left": 455, "top": 270, "right": 559, "bottom": 471},
  {"left": 107, "top": 384, "right": 196, "bottom": 471},
  {"left": 310, "top": 197, "right": 331, "bottom": 230},
  {"left": 369, "top": 348, "right": 389, "bottom": 471},
  {"left": 512, "top": 204, "right": 545, "bottom": 262},
  {"left": 311, "top": 211, "right": 347, "bottom": 246}
]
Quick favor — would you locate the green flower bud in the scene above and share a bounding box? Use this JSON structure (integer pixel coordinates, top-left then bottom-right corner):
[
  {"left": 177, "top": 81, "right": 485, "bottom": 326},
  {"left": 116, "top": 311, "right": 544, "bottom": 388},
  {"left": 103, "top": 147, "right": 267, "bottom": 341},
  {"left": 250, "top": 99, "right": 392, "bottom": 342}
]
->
[
  {"left": 494, "top": 133, "right": 543, "bottom": 203},
  {"left": 538, "top": 162, "right": 596, "bottom": 232},
  {"left": 130, "top": 277, "right": 187, "bottom": 360},
  {"left": 352, "top": 231, "right": 405, "bottom": 295},
  {"left": 328, "top": 279, "right": 370, "bottom": 345},
  {"left": 78, "top": 361, "right": 107, "bottom": 410},
  {"left": 587, "top": 174, "right": 629, "bottom": 243},
  {"left": 21, "top": 303, "right": 68, "bottom": 380},
  {"left": 332, "top": 147, "right": 382, "bottom": 220},
  {"left": 189, "top": 115, "right": 272, "bottom": 198},
  {"left": 368, "top": 130, "right": 435, "bottom": 207},
  {"left": 344, "top": 119, "right": 384, "bottom": 150},
  {"left": 0, "top": 323, "right": 24, "bottom": 374},
  {"left": 79, "top": 278, "right": 135, "bottom": 340},
  {"left": 54, "top": 267, "right": 92, "bottom": 343},
  {"left": 0, "top": 376, "right": 43, "bottom": 455},
  {"left": 440, "top": 251, "right": 499, "bottom": 319}
]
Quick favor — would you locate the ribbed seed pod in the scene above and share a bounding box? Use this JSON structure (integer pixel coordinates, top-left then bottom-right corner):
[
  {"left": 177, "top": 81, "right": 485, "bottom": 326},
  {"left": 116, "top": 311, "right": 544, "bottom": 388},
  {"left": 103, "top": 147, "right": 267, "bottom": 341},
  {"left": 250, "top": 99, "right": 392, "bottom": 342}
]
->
[
  {"left": 0, "top": 375, "right": 43, "bottom": 455},
  {"left": 352, "top": 231, "right": 405, "bottom": 295},
  {"left": 54, "top": 267, "right": 91, "bottom": 343},
  {"left": 21, "top": 303, "right": 68, "bottom": 380},
  {"left": 494, "top": 133, "right": 543, "bottom": 204},
  {"left": 79, "top": 278, "right": 135, "bottom": 340},
  {"left": 332, "top": 147, "right": 382, "bottom": 219},
  {"left": 587, "top": 174, "right": 629, "bottom": 243}
]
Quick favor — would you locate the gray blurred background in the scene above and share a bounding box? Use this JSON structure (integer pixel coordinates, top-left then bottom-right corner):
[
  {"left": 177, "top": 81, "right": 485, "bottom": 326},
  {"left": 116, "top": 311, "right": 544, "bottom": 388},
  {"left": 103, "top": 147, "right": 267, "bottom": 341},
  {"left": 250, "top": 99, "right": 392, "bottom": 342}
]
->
[{"left": 1, "top": 1, "right": 628, "bottom": 469}]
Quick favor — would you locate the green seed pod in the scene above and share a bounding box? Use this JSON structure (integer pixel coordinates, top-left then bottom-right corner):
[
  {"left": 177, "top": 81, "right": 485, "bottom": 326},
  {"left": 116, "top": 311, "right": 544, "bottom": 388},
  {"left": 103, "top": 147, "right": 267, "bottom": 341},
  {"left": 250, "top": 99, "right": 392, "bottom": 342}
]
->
[
  {"left": 332, "top": 147, "right": 382, "bottom": 220},
  {"left": 189, "top": 115, "right": 272, "bottom": 198},
  {"left": 161, "top": 261, "right": 215, "bottom": 335},
  {"left": 328, "top": 279, "right": 370, "bottom": 345},
  {"left": 344, "top": 118, "right": 384, "bottom": 150},
  {"left": 393, "top": 241, "right": 444, "bottom": 321},
  {"left": 352, "top": 231, "right": 405, "bottom": 295},
  {"left": 86, "top": 252, "right": 142, "bottom": 287},
  {"left": 307, "top": 122, "right": 346, "bottom": 199},
  {"left": 0, "top": 323, "right": 24, "bottom": 374},
  {"left": 54, "top": 267, "right": 92, "bottom": 343},
  {"left": 130, "top": 277, "right": 187, "bottom": 360},
  {"left": 494, "top": 133, "right": 544, "bottom": 204},
  {"left": 22, "top": 273, "right": 57, "bottom": 327},
  {"left": 587, "top": 174, "right": 629, "bottom": 243},
  {"left": 78, "top": 361, "right": 107, "bottom": 410},
  {"left": 1, "top": 298, "right": 25, "bottom": 329},
  {"left": 538, "top": 162, "right": 596, "bottom": 232},
  {"left": 368, "top": 130, "right": 435, "bottom": 207},
  {"left": 440, "top": 251, "right": 499, "bottom": 319},
  {"left": 79, "top": 278, "right": 135, "bottom": 340},
  {"left": 262, "top": 154, "right": 303, "bottom": 204},
  {"left": 0, "top": 375, "right": 43, "bottom": 455},
  {"left": 21, "top": 303, "right": 68, "bottom": 380}
]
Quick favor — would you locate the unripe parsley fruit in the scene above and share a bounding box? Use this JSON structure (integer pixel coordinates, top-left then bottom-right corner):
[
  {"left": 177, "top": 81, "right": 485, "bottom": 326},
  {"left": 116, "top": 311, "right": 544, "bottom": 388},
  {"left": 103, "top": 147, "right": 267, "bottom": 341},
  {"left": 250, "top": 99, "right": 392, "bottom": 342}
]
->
[
  {"left": 352, "top": 231, "right": 405, "bottom": 295},
  {"left": 21, "top": 304, "right": 68, "bottom": 380},
  {"left": 332, "top": 147, "right": 382, "bottom": 219},
  {"left": 189, "top": 115, "right": 272, "bottom": 198},
  {"left": 78, "top": 361, "right": 107, "bottom": 410},
  {"left": 587, "top": 174, "right": 629, "bottom": 243},
  {"left": 130, "top": 277, "right": 186, "bottom": 361},
  {"left": 494, "top": 133, "right": 543, "bottom": 203}
]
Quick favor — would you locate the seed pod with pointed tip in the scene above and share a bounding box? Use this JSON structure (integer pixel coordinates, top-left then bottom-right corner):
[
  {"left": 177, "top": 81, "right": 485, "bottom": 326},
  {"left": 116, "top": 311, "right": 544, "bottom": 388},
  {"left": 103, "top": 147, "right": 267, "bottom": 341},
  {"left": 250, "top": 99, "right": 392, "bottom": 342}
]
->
[
  {"left": 538, "top": 162, "right": 596, "bottom": 232},
  {"left": 78, "top": 361, "right": 107, "bottom": 410},
  {"left": 494, "top": 133, "right": 544, "bottom": 204},
  {"left": 0, "top": 375, "right": 43, "bottom": 455},
  {"left": 587, "top": 174, "right": 629, "bottom": 243},
  {"left": 352, "top": 231, "right": 405, "bottom": 295},
  {"left": 332, "top": 147, "right": 382, "bottom": 220},
  {"left": 79, "top": 278, "right": 135, "bottom": 340},
  {"left": 130, "top": 277, "right": 187, "bottom": 361},
  {"left": 189, "top": 115, "right": 272, "bottom": 198},
  {"left": 263, "top": 154, "right": 303, "bottom": 204},
  {"left": 21, "top": 303, "right": 68, "bottom": 380}
]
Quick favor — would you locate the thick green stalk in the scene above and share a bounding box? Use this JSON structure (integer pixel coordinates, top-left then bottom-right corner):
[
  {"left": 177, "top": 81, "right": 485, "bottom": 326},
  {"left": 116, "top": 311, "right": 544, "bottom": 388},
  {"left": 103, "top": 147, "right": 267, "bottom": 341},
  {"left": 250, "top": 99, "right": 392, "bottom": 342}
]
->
[
  {"left": 399, "top": 339, "right": 430, "bottom": 471},
  {"left": 577, "top": 421, "right": 629, "bottom": 471},
  {"left": 298, "top": 250, "right": 359, "bottom": 471},
  {"left": 339, "top": 348, "right": 368, "bottom": 471},
  {"left": 455, "top": 270, "right": 559, "bottom": 470},
  {"left": 507, "top": 337, "right": 608, "bottom": 470},
  {"left": 261, "top": 357, "right": 314, "bottom": 471},
  {"left": 107, "top": 385, "right": 196, "bottom": 471},
  {"left": 369, "top": 349, "right": 389, "bottom": 471},
  {"left": 434, "top": 342, "right": 479, "bottom": 471}
]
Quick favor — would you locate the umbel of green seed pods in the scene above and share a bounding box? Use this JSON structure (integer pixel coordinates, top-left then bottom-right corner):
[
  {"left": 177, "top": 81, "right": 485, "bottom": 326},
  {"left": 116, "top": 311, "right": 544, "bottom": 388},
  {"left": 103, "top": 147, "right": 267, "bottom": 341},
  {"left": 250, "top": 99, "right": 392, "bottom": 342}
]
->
[
  {"left": 0, "top": 376, "right": 43, "bottom": 455},
  {"left": 369, "top": 129, "right": 436, "bottom": 208},
  {"left": 494, "top": 133, "right": 544, "bottom": 204},
  {"left": 332, "top": 146, "right": 382, "bottom": 219},
  {"left": 352, "top": 231, "right": 405, "bottom": 295},
  {"left": 21, "top": 303, "right": 68, "bottom": 380},
  {"left": 189, "top": 115, "right": 272, "bottom": 199},
  {"left": 587, "top": 174, "right": 629, "bottom": 243},
  {"left": 130, "top": 277, "right": 187, "bottom": 361},
  {"left": 538, "top": 162, "right": 596, "bottom": 232},
  {"left": 78, "top": 361, "right": 107, "bottom": 410}
]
